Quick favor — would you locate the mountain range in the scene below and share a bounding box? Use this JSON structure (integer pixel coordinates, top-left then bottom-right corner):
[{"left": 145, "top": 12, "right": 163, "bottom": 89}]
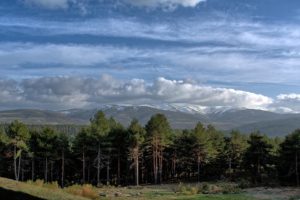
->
[{"left": 0, "top": 105, "right": 299, "bottom": 136}]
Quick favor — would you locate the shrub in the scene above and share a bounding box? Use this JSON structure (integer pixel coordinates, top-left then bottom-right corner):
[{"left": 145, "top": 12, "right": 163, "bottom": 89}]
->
[
  {"left": 199, "top": 182, "right": 241, "bottom": 194},
  {"left": 190, "top": 186, "right": 199, "bottom": 195},
  {"left": 172, "top": 183, "right": 199, "bottom": 195},
  {"left": 173, "top": 182, "right": 242, "bottom": 196},
  {"left": 65, "top": 184, "right": 98, "bottom": 200},
  {"left": 26, "top": 179, "right": 44, "bottom": 187},
  {"left": 221, "top": 183, "right": 241, "bottom": 194},
  {"left": 44, "top": 182, "right": 59, "bottom": 190},
  {"left": 81, "top": 185, "right": 98, "bottom": 199},
  {"left": 64, "top": 184, "right": 82, "bottom": 196},
  {"left": 238, "top": 179, "right": 252, "bottom": 189}
]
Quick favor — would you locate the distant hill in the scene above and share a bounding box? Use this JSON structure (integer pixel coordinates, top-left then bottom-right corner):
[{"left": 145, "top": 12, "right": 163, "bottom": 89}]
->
[
  {"left": 62, "top": 106, "right": 208, "bottom": 129},
  {"left": 0, "top": 106, "right": 299, "bottom": 136},
  {"left": 0, "top": 109, "right": 86, "bottom": 125},
  {"left": 233, "top": 117, "right": 300, "bottom": 137}
]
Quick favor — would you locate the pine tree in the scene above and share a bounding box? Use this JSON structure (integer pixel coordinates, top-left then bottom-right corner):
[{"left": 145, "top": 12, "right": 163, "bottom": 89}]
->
[
  {"left": 223, "top": 130, "right": 248, "bottom": 179},
  {"left": 243, "top": 132, "right": 273, "bottom": 185},
  {"left": 36, "top": 127, "right": 58, "bottom": 183},
  {"left": 279, "top": 129, "right": 300, "bottom": 186},
  {"left": 73, "top": 127, "right": 93, "bottom": 184},
  {"left": 56, "top": 132, "right": 70, "bottom": 187},
  {"left": 128, "top": 119, "right": 145, "bottom": 186},
  {"left": 108, "top": 119, "right": 127, "bottom": 185},
  {"left": 192, "top": 122, "right": 211, "bottom": 183},
  {"left": 145, "top": 114, "right": 171, "bottom": 184},
  {"left": 90, "top": 111, "right": 110, "bottom": 186},
  {"left": 7, "top": 120, "right": 30, "bottom": 181},
  {"left": 0, "top": 130, "right": 8, "bottom": 176}
]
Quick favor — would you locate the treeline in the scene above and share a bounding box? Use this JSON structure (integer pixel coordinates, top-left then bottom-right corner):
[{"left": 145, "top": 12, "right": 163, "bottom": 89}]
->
[
  {"left": 0, "top": 111, "right": 299, "bottom": 187},
  {"left": 0, "top": 124, "right": 84, "bottom": 137}
]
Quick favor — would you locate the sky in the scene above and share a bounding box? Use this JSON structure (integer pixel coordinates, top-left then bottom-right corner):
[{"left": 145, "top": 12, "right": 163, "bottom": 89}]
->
[{"left": 1, "top": 0, "right": 300, "bottom": 112}]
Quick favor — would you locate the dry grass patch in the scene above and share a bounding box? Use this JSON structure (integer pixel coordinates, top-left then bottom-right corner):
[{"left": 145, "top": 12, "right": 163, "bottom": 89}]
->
[{"left": 64, "top": 184, "right": 98, "bottom": 199}]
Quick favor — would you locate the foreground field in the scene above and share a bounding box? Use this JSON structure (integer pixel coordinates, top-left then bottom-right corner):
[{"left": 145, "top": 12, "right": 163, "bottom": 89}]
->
[{"left": 0, "top": 177, "right": 300, "bottom": 200}]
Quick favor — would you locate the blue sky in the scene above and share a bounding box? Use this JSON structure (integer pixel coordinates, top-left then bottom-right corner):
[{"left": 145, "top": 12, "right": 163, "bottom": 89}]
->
[{"left": 1, "top": 0, "right": 300, "bottom": 112}]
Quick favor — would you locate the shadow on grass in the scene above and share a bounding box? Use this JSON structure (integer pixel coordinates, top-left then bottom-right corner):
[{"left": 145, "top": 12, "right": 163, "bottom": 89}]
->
[{"left": 0, "top": 187, "right": 45, "bottom": 200}]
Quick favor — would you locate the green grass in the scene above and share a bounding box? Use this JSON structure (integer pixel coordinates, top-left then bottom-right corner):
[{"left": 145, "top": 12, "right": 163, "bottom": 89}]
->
[
  {"left": 0, "top": 177, "right": 253, "bottom": 200},
  {"left": 0, "top": 177, "right": 88, "bottom": 200},
  {"left": 0, "top": 177, "right": 285, "bottom": 200},
  {"left": 142, "top": 193, "right": 252, "bottom": 200}
]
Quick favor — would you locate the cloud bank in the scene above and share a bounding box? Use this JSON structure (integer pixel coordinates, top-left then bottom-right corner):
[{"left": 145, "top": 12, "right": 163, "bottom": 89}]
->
[
  {"left": 1, "top": 74, "right": 300, "bottom": 113},
  {"left": 273, "top": 94, "right": 300, "bottom": 113},
  {"left": 23, "top": 0, "right": 205, "bottom": 10},
  {"left": 24, "top": 0, "right": 70, "bottom": 9},
  {"left": 0, "top": 75, "right": 275, "bottom": 111},
  {"left": 125, "top": 0, "right": 205, "bottom": 8}
]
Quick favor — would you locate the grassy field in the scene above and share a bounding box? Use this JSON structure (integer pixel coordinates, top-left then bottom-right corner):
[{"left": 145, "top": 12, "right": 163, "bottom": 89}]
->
[
  {"left": 0, "top": 177, "right": 87, "bottom": 200},
  {"left": 0, "top": 177, "right": 299, "bottom": 200}
]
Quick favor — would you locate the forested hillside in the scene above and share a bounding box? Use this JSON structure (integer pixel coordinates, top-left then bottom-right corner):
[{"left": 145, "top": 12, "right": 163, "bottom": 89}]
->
[
  {"left": 0, "top": 106, "right": 300, "bottom": 136},
  {"left": 0, "top": 110, "right": 300, "bottom": 187}
]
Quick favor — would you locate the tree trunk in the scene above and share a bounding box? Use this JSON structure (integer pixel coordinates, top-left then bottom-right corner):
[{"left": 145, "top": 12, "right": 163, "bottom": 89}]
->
[
  {"left": 172, "top": 154, "right": 176, "bottom": 179},
  {"left": 153, "top": 138, "right": 158, "bottom": 184},
  {"left": 82, "top": 149, "right": 85, "bottom": 183},
  {"left": 141, "top": 156, "right": 144, "bottom": 184},
  {"left": 21, "top": 168, "right": 24, "bottom": 181},
  {"left": 117, "top": 149, "right": 121, "bottom": 185},
  {"left": 296, "top": 152, "right": 299, "bottom": 187},
  {"left": 13, "top": 146, "right": 18, "bottom": 181},
  {"left": 17, "top": 152, "right": 22, "bottom": 182},
  {"left": 256, "top": 157, "right": 260, "bottom": 184},
  {"left": 88, "top": 160, "right": 90, "bottom": 183},
  {"left": 97, "top": 142, "right": 101, "bottom": 186},
  {"left": 197, "top": 156, "right": 200, "bottom": 183},
  {"left": 229, "top": 157, "right": 232, "bottom": 180},
  {"left": 50, "top": 162, "right": 53, "bottom": 182},
  {"left": 106, "top": 157, "right": 110, "bottom": 185},
  {"left": 135, "top": 148, "right": 139, "bottom": 186},
  {"left": 159, "top": 148, "right": 163, "bottom": 184},
  {"left": 61, "top": 150, "right": 64, "bottom": 188},
  {"left": 32, "top": 157, "right": 35, "bottom": 181},
  {"left": 45, "top": 157, "right": 48, "bottom": 183}
]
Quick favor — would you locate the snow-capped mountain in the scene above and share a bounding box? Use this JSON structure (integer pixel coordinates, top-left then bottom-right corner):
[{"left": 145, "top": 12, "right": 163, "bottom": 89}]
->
[{"left": 0, "top": 105, "right": 299, "bottom": 136}]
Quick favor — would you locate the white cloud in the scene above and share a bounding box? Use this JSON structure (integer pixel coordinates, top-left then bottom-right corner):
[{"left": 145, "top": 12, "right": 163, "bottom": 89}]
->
[
  {"left": 0, "top": 80, "right": 23, "bottom": 106},
  {"left": 0, "top": 43, "right": 138, "bottom": 67},
  {"left": 271, "top": 93, "right": 300, "bottom": 113},
  {"left": 125, "top": 0, "right": 205, "bottom": 9},
  {"left": 24, "top": 0, "right": 70, "bottom": 9},
  {"left": 2, "top": 42, "right": 300, "bottom": 85},
  {"left": 153, "top": 77, "right": 273, "bottom": 109},
  {"left": 0, "top": 75, "right": 274, "bottom": 111},
  {"left": 277, "top": 93, "right": 300, "bottom": 101},
  {"left": 23, "top": 0, "right": 205, "bottom": 10}
]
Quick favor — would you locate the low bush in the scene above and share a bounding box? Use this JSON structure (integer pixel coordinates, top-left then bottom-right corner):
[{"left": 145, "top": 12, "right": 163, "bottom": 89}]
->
[
  {"left": 172, "top": 183, "right": 199, "bottom": 195},
  {"left": 43, "top": 182, "right": 59, "bottom": 189},
  {"left": 65, "top": 184, "right": 98, "bottom": 200},
  {"left": 173, "top": 182, "right": 241, "bottom": 195},
  {"left": 238, "top": 179, "right": 252, "bottom": 189},
  {"left": 26, "top": 179, "right": 44, "bottom": 187},
  {"left": 221, "top": 183, "right": 241, "bottom": 194}
]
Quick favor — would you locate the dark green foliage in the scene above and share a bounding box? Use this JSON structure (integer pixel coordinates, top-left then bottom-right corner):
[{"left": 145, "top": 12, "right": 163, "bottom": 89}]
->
[
  {"left": 7, "top": 120, "right": 30, "bottom": 150},
  {"left": 278, "top": 129, "right": 300, "bottom": 185},
  {"left": 221, "top": 131, "right": 248, "bottom": 180},
  {"left": 0, "top": 111, "right": 300, "bottom": 187},
  {"left": 243, "top": 132, "right": 274, "bottom": 184},
  {"left": 145, "top": 114, "right": 172, "bottom": 184},
  {"left": 7, "top": 120, "right": 31, "bottom": 181}
]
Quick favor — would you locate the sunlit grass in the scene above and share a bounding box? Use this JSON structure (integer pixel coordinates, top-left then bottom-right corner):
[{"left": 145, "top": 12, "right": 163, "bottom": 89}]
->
[
  {"left": 2, "top": 177, "right": 294, "bottom": 200},
  {"left": 0, "top": 177, "right": 87, "bottom": 200}
]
